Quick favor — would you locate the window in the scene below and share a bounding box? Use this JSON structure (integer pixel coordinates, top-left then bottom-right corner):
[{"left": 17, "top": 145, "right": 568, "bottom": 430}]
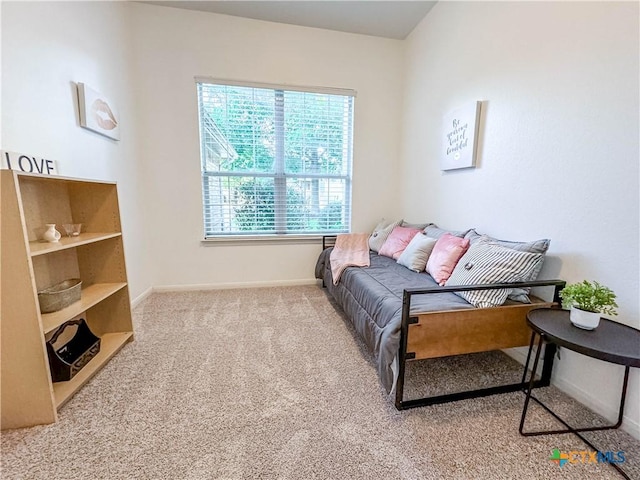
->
[{"left": 196, "top": 79, "right": 355, "bottom": 238}]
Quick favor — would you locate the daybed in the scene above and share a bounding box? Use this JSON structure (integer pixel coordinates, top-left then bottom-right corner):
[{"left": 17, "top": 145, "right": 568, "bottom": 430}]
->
[{"left": 315, "top": 222, "right": 566, "bottom": 410}]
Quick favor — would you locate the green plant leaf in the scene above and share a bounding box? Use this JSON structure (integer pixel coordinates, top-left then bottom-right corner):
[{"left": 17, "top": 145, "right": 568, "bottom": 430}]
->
[{"left": 560, "top": 280, "right": 618, "bottom": 315}]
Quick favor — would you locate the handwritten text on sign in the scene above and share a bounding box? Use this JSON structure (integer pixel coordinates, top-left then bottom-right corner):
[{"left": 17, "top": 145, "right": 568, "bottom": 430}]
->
[
  {"left": 1, "top": 150, "right": 58, "bottom": 175},
  {"left": 441, "top": 101, "right": 481, "bottom": 171},
  {"left": 446, "top": 119, "right": 469, "bottom": 157}
]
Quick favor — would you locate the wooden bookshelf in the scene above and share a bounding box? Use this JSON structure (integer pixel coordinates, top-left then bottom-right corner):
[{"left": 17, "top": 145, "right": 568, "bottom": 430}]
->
[
  {"left": 29, "top": 232, "right": 122, "bottom": 256},
  {"left": 1, "top": 171, "right": 134, "bottom": 430},
  {"left": 53, "top": 332, "right": 133, "bottom": 408},
  {"left": 41, "top": 283, "right": 128, "bottom": 334}
]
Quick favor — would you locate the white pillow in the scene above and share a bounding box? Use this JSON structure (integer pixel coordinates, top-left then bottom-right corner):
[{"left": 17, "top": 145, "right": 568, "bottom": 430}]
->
[
  {"left": 396, "top": 233, "right": 438, "bottom": 272},
  {"left": 446, "top": 242, "right": 544, "bottom": 308}
]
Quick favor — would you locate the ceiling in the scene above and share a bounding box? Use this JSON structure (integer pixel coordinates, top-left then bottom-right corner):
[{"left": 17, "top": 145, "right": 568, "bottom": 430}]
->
[{"left": 140, "top": 1, "right": 437, "bottom": 40}]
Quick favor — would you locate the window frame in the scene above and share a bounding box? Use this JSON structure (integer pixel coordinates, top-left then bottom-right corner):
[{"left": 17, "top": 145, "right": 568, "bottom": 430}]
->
[{"left": 195, "top": 77, "right": 356, "bottom": 241}]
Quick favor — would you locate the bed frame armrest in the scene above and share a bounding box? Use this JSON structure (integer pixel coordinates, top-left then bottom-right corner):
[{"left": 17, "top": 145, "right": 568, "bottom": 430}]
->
[
  {"left": 404, "top": 279, "right": 567, "bottom": 305},
  {"left": 395, "top": 279, "right": 566, "bottom": 410},
  {"left": 401, "top": 279, "right": 566, "bottom": 345},
  {"left": 401, "top": 278, "right": 566, "bottom": 337},
  {"left": 322, "top": 235, "right": 338, "bottom": 250}
]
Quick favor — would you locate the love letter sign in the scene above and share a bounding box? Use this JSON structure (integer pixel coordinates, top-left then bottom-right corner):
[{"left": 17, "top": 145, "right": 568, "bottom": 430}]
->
[{"left": 1, "top": 150, "right": 58, "bottom": 175}]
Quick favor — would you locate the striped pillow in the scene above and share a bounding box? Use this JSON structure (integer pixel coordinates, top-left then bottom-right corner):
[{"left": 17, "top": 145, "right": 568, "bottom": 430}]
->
[
  {"left": 445, "top": 242, "right": 544, "bottom": 308},
  {"left": 464, "top": 232, "right": 550, "bottom": 302}
]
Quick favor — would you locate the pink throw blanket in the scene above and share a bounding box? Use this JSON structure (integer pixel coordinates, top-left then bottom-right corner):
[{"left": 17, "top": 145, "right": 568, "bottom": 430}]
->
[{"left": 330, "top": 233, "right": 371, "bottom": 285}]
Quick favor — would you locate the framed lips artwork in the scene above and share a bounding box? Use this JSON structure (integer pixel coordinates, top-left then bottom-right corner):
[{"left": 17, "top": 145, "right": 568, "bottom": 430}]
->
[{"left": 77, "top": 83, "right": 120, "bottom": 141}]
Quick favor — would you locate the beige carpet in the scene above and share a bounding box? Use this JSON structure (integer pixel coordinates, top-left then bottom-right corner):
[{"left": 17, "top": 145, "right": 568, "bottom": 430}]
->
[{"left": 1, "top": 286, "right": 638, "bottom": 479}]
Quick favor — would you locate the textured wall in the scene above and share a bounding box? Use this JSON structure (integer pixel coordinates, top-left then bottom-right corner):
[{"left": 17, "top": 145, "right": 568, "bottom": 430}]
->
[
  {"left": 128, "top": 3, "right": 405, "bottom": 288},
  {"left": 1, "top": 1, "right": 152, "bottom": 301},
  {"left": 401, "top": 1, "right": 639, "bottom": 437}
]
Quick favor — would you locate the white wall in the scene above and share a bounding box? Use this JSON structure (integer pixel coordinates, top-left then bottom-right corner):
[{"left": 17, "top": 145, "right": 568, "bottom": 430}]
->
[
  {"left": 1, "top": 1, "right": 152, "bottom": 302},
  {"left": 0, "top": 4, "right": 3, "bottom": 149},
  {"left": 4, "top": 0, "right": 637, "bottom": 439},
  {"left": 128, "top": 3, "right": 404, "bottom": 288},
  {"left": 402, "top": 2, "right": 639, "bottom": 436}
]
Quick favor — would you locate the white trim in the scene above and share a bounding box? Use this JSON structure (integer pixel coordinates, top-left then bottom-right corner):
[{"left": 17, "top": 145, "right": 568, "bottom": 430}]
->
[
  {"left": 153, "top": 278, "right": 319, "bottom": 292},
  {"left": 131, "top": 286, "right": 153, "bottom": 308},
  {"left": 201, "top": 235, "right": 330, "bottom": 245},
  {"left": 194, "top": 76, "right": 357, "bottom": 97},
  {"left": 504, "top": 347, "right": 534, "bottom": 371},
  {"left": 505, "top": 348, "right": 640, "bottom": 439},
  {"left": 552, "top": 372, "right": 640, "bottom": 439}
]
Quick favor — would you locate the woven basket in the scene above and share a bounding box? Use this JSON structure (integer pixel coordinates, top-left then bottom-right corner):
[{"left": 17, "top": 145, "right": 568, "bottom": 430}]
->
[{"left": 38, "top": 278, "right": 82, "bottom": 313}]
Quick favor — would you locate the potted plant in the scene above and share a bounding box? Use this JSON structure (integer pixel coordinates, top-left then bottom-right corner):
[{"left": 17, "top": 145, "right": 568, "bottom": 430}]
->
[{"left": 560, "top": 280, "right": 618, "bottom": 330}]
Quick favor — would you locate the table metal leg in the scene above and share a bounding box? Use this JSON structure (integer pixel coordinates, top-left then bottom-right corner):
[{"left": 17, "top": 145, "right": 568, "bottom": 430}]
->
[
  {"left": 519, "top": 339, "right": 632, "bottom": 480},
  {"left": 519, "top": 332, "right": 544, "bottom": 435},
  {"left": 520, "top": 330, "right": 537, "bottom": 386},
  {"left": 521, "top": 366, "right": 631, "bottom": 436}
]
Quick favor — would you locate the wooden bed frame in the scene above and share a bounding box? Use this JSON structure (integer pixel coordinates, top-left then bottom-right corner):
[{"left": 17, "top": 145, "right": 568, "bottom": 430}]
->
[
  {"left": 395, "top": 280, "right": 566, "bottom": 409},
  {"left": 321, "top": 234, "right": 566, "bottom": 410}
]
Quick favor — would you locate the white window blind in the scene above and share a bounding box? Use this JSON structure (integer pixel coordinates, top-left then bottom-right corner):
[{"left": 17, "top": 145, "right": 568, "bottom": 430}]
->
[{"left": 196, "top": 80, "right": 354, "bottom": 237}]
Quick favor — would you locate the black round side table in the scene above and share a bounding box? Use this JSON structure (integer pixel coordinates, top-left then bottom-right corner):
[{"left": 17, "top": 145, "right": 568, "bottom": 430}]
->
[{"left": 519, "top": 308, "right": 640, "bottom": 479}]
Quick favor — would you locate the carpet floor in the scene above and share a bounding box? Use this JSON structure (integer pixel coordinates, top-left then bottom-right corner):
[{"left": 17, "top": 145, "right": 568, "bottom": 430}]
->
[{"left": 1, "top": 285, "right": 638, "bottom": 479}]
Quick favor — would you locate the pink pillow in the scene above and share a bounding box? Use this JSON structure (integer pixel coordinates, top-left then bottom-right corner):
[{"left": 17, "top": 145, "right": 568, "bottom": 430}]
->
[
  {"left": 378, "top": 226, "right": 421, "bottom": 259},
  {"left": 426, "top": 233, "right": 470, "bottom": 285}
]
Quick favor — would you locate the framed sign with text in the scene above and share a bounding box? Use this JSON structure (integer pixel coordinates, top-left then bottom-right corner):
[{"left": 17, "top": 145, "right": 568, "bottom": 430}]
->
[{"left": 441, "top": 101, "right": 482, "bottom": 171}]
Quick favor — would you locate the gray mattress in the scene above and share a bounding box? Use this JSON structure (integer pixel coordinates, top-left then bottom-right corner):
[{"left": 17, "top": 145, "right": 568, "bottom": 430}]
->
[{"left": 316, "top": 248, "right": 473, "bottom": 392}]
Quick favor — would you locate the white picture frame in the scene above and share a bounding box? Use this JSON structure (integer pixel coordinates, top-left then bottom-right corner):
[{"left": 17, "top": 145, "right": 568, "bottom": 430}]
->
[
  {"left": 441, "top": 101, "right": 481, "bottom": 171},
  {"left": 77, "top": 83, "right": 120, "bottom": 141}
]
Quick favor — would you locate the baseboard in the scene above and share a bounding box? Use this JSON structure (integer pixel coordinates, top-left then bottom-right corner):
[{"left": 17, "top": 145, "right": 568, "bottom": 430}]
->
[
  {"left": 153, "top": 278, "right": 318, "bottom": 292},
  {"left": 551, "top": 375, "right": 640, "bottom": 440},
  {"left": 131, "top": 286, "right": 153, "bottom": 308},
  {"left": 505, "top": 347, "right": 531, "bottom": 370},
  {"left": 504, "top": 348, "right": 640, "bottom": 440}
]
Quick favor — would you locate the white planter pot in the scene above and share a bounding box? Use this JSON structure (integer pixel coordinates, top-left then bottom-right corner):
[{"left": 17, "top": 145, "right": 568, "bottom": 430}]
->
[{"left": 570, "top": 306, "right": 601, "bottom": 330}]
